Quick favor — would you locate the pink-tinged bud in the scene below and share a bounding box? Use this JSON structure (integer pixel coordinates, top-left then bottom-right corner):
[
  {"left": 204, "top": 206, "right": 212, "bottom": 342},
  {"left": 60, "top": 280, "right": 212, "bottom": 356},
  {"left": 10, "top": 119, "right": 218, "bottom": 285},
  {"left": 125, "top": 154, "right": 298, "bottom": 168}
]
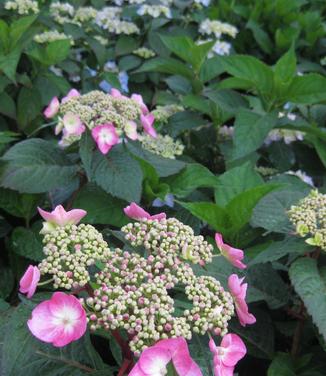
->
[
  {"left": 44, "top": 97, "right": 60, "bottom": 119},
  {"left": 125, "top": 120, "right": 139, "bottom": 140},
  {"left": 38, "top": 205, "right": 87, "bottom": 234},
  {"left": 215, "top": 233, "right": 246, "bottom": 269},
  {"left": 66, "top": 271, "right": 73, "bottom": 278},
  {"left": 19, "top": 265, "right": 40, "bottom": 298},
  {"left": 91, "top": 123, "right": 119, "bottom": 155},
  {"left": 101, "top": 295, "right": 108, "bottom": 302},
  {"left": 123, "top": 202, "right": 166, "bottom": 221},
  {"left": 90, "top": 314, "right": 97, "bottom": 321},
  {"left": 164, "top": 323, "right": 172, "bottom": 332},
  {"left": 27, "top": 292, "right": 87, "bottom": 347},
  {"left": 141, "top": 113, "right": 157, "bottom": 138},
  {"left": 61, "top": 89, "right": 80, "bottom": 104},
  {"left": 228, "top": 274, "right": 256, "bottom": 327},
  {"left": 193, "top": 314, "right": 200, "bottom": 321},
  {"left": 138, "top": 297, "right": 145, "bottom": 305}
]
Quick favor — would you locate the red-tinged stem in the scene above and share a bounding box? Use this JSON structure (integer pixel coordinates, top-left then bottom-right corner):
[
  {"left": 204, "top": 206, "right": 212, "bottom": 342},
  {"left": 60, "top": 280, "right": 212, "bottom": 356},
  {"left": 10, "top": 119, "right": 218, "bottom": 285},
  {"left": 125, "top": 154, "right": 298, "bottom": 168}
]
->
[{"left": 118, "top": 358, "right": 132, "bottom": 376}]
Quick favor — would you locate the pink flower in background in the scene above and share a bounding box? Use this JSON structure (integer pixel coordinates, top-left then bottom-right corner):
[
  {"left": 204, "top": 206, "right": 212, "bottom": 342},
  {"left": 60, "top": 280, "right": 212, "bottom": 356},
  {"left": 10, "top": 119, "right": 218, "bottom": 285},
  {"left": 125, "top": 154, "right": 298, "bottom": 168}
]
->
[
  {"left": 44, "top": 97, "right": 60, "bottom": 118},
  {"left": 62, "top": 89, "right": 80, "bottom": 104},
  {"left": 215, "top": 233, "right": 246, "bottom": 269},
  {"left": 62, "top": 113, "right": 86, "bottom": 136},
  {"left": 131, "top": 93, "right": 149, "bottom": 115},
  {"left": 38, "top": 205, "right": 86, "bottom": 234},
  {"left": 209, "top": 334, "right": 246, "bottom": 376},
  {"left": 129, "top": 337, "right": 202, "bottom": 376},
  {"left": 141, "top": 113, "right": 157, "bottom": 138},
  {"left": 91, "top": 123, "right": 119, "bottom": 154},
  {"left": 27, "top": 292, "right": 87, "bottom": 347},
  {"left": 228, "top": 274, "right": 256, "bottom": 327},
  {"left": 110, "top": 88, "right": 123, "bottom": 97},
  {"left": 125, "top": 121, "right": 139, "bottom": 140},
  {"left": 19, "top": 265, "right": 40, "bottom": 298},
  {"left": 124, "top": 202, "right": 166, "bottom": 221}
]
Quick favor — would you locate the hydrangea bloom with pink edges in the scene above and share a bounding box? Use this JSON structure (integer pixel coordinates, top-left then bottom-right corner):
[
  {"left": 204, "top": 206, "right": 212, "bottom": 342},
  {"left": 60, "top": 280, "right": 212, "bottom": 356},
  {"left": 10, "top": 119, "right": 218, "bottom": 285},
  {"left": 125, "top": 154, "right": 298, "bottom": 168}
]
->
[
  {"left": 19, "top": 265, "right": 40, "bottom": 298},
  {"left": 228, "top": 274, "right": 256, "bottom": 327},
  {"left": 141, "top": 113, "right": 157, "bottom": 138},
  {"left": 215, "top": 233, "right": 246, "bottom": 269},
  {"left": 209, "top": 334, "right": 246, "bottom": 376},
  {"left": 110, "top": 88, "right": 128, "bottom": 100},
  {"left": 129, "top": 337, "right": 202, "bottom": 376},
  {"left": 38, "top": 205, "right": 87, "bottom": 234},
  {"left": 125, "top": 121, "right": 139, "bottom": 140},
  {"left": 62, "top": 113, "right": 86, "bottom": 137},
  {"left": 91, "top": 123, "right": 119, "bottom": 154},
  {"left": 61, "top": 88, "right": 80, "bottom": 104},
  {"left": 131, "top": 93, "right": 149, "bottom": 115},
  {"left": 124, "top": 202, "right": 166, "bottom": 221},
  {"left": 44, "top": 97, "right": 60, "bottom": 119},
  {"left": 27, "top": 292, "right": 87, "bottom": 347}
]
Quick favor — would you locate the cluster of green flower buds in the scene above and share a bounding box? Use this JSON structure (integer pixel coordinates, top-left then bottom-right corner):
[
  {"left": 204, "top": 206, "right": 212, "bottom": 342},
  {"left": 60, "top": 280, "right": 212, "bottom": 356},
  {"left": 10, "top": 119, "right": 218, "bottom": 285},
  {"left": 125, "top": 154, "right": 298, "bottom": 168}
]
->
[
  {"left": 288, "top": 190, "right": 326, "bottom": 250},
  {"left": 138, "top": 134, "right": 184, "bottom": 159},
  {"left": 39, "top": 224, "right": 110, "bottom": 289},
  {"left": 151, "top": 104, "right": 184, "bottom": 124}
]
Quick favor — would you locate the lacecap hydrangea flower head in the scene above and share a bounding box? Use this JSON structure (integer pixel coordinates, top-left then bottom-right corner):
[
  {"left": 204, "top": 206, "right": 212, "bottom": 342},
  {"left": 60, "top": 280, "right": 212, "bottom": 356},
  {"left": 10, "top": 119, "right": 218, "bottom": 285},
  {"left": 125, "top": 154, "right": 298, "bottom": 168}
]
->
[{"left": 19, "top": 202, "right": 255, "bottom": 375}]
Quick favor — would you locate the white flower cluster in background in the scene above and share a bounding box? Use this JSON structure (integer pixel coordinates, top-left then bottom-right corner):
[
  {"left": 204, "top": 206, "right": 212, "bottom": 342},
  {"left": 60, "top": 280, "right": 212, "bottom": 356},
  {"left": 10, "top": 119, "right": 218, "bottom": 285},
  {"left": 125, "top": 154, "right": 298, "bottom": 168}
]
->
[
  {"left": 194, "top": 0, "right": 211, "bottom": 6},
  {"left": 34, "top": 30, "right": 73, "bottom": 44},
  {"left": 137, "top": 4, "right": 172, "bottom": 18},
  {"left": 286, "top": 170, "right": 314, "bottom": 187},
  {"left": 5, "top": 0, "right": 39, "bottom": 14},
  {"left": 95, "top": 7, "right": 140, "bottom": 34},
  {"left": 198, "top": 19, "right": 238, "bottom": 57},
  {"left": 50, "top": 2, "right": 75, "bottom": 24}
]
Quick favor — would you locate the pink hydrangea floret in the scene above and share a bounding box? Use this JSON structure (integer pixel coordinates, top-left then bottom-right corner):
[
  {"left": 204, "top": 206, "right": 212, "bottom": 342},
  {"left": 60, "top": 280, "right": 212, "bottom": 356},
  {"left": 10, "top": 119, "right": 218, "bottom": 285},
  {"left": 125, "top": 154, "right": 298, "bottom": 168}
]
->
[
  {"left": 131, "top": 93, "right": 149, "bottom": 115},
  {"left": 215, "top": 233, "right": 246, "bottom": 269},
  {"left": 19, "top": 265, "right": 40, "bottom": 298},
  {"left": 44, "top": 97, "right": 60, "bottom": 119},
  {"left": 141, "top": 113, "right": 157, "bottom": 138},
  {"left": 91, "top": 123, "right": 119, "bottom": 155},
  {"left": 61, "top": 88, "right": 80, "bottom": 104},
  {"left": 124, "top": 202, "right": 166, "bottom": 221}
]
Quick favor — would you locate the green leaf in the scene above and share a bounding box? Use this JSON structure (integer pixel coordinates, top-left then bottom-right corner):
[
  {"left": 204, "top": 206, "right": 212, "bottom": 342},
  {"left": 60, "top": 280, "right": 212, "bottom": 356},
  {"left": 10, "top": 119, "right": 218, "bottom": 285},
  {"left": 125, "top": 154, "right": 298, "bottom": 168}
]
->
[
  {"left": 249, "top": 237, "right": 312, "bottom": 266},
  {"left": 226, "top": 184, "right": 281, "bottom": 232},
  {"left": 246, "top": 263, "right": 290, "bottom": 309},
  {"left": 289, "top": 257, "right": 326, "bottom": 341},
  {"left": 167, "top": 164, "right": 218, "bottom": 198},
  {"left": 17, "top": 87, "right": 42, "bottom": 129},
  {"left": 178, "top": 201, "right": 230, "bottom": 233},
  {"left": 73, "top": 183, "right": 128, "bottom": 227},
  {"left": 28, "top": 39, "right": 71, "bottom": 66},
  {"left": 199, "top": 56, "right": 224, "bottom": 82},
  {"left": 286, "top": 74, "right": 326, "bottom": 104},
  {"left": 205, "top": 88, "right": 248, "bottom": 114},
  {"left": 10, "top": 226, "right": 44, "bottom": 261},
  {"left": 232, "top": 109, "right": 278, "bottom": 159},
  {"left": 0, "top": 131, "right": 20, "bottom": 144},
  {"left": 246, "top": 19, "right": 273, "bottom": 54},
  {"left": 0, "top": 20, "right": 9, "bottom": 53},
  {"left": 9, "top": 15, "right": 37, "bottom": 48},
  {"left": 0, "top": 46, "right": 21, "bottom": 81},
  {"left": 125, "top": 141, "right": 186, "bottom": 177},
  {"left": 214, "top": 162, "right": 263, "bottom": 206},
  {"left": 92, "top": 145, "right": 143, "bottom": 202},
  {"left": 0, "top": 139, "right": 78, "bottom": 194},
  {"left": 0, "top": 304, "right": 111, "bottom": 375},
  {"left": 251, "top": 189, "right": 308, "bottom": 233},
  {"left": 221, "top": 54, "right": 274, "bottom": 96},
  {"left": 267, "top": 353, "right": 296, "bottom": 376},
  {"left": 0, "top": 266, "right": 14, "bottom": 299},
  {"left": 167, "top": 111, "right": 205, "bottom": 137},
  {"left": 274, "top": 45, "right": 296, "bottom": 85},
  {"left": 79, "top": 132, "right": 94, "bottom": 181},
  {"left": 137, "top": 57, "right": 194, "bottom": 79},
  {"left": 0, "top": 92, "right": 16, "bottom": 119}
]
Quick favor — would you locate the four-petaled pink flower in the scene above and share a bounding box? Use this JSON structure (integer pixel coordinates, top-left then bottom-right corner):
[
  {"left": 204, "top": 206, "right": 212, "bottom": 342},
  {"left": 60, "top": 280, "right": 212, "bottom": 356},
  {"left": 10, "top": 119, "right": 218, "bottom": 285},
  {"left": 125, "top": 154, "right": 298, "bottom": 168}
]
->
[
  {"left": 141, "top": 113, "right": 157, "bottom": 138},
  {"left": 228, "top": 274, "right": 256, "bottom": 327},
  {"left": 131, "top": 93, "right": 149, "bottom": 115},
  {"left": 91, "top": 123, "right": 119, "bottom": 155},
  {"left": 38, "top": 205, "right": 87, "bottom": 234},
  {"left": 215, "top": 233, "right": 246, "bottom": 269},
  {"left": 27, "top": 292, "right": 87, "bottom": 347},
  {"left": 129, "top": 337, "right": 202, "bottom": 376},
  {"left": 62, "top": 113, "right": 86, "bottom": 137},
  {"left": 44, "top": 97, "right": 60, "bottom": 119},
  {"left": 125, "top": 120, "right": 139, "bottom": 140},
  {"left": 61, "top": 88, "right": 80, "bottom": 104},
  {"left": 209, "top": 334, "right": 246, "bottom": 376},
  {"left": 19, "top": 265, "right": 40, "bottom": 298},
  {"left": 124, "top": 202, "right": 166, "bottom": 221}
]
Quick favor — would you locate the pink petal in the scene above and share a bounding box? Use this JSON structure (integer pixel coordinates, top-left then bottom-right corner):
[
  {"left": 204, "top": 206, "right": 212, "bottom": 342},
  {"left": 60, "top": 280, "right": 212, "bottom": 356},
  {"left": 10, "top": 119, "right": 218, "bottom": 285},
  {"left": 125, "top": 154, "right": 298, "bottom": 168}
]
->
[
  {"left": 19, "top": 265, "right": 40, "bottom": 298},
  {"left": 141, "top": 113, "right": 157, "bottom": 138},
  {"left": 110, "top": 88, "right": 122, "bottom": 97},
  {"left": 123, "top": 203, "right": 166, "bottom": 221},
  {"left": 62, "top": 89, "right": 80, "bottom": 104},
  {"left": 125, "top": 121, "right": 139, "bottom": 140},
  {"left": 235, "top": 301, "right": 256, "bottom": 327},
  {"left": 228, "top": 274, "right": 243, "bottom": 297},
  {"left": 131, "top": 93, "right": 149, "bottom": 115},
  {"left": 128, "top": 364, "right": 146, "bottom": 376},
  {"left": 38, "top": 205, "right": 86, "bottom": 227},
  {"left": 91, "top": 124, "right": 119, "bottom": 155},
  {"left": 223, "top": 245, "right": 246, "bottom": 270},
  {"left": 44, "top": 97, "right": 60, "bottom": 119},
  {"left": 220, "top": 334, "right": 246, "bottom": 367},
  {"left": 213, "top": 363, "right": 235, "bottom": 376},
  {"left": 215, "top": 233, "right": 224, "bottom": 249},
  {"left": 138, "top": 347, "right": 171, "bottom": 374}
]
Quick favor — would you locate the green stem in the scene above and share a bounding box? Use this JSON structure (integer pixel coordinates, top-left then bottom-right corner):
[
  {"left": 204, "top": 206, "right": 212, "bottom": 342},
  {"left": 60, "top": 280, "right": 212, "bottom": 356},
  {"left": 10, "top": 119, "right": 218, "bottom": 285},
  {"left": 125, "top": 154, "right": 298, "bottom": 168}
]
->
[{"left": 37, "top": 278, "right": 54, "bottom": 286}]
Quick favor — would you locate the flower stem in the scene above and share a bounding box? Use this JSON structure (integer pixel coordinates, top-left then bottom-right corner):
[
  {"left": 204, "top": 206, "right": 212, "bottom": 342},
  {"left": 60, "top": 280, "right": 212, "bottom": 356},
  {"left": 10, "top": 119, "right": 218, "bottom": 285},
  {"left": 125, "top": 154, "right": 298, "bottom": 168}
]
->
[{"left": 37, "top": 278, "right": 54, "bottom": 286}]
